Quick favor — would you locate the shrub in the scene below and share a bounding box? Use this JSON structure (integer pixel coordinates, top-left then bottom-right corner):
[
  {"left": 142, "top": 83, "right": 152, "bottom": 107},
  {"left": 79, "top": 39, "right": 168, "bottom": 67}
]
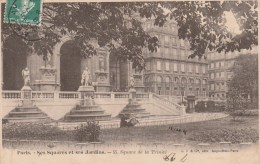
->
[
  {"left": 75, "top": 121, "right": 101, "bottom": 142},
  {"left": 2, "top": 122, "right": 70, "bottom": 141},
  {"left": 195, "top": 101, "right": 206, "bottom": 112}
]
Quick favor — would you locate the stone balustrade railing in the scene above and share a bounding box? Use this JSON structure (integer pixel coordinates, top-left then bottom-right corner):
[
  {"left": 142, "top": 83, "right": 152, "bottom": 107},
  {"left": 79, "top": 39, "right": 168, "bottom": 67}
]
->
[
  {"left": 152, "top": 93, "right": 182, "bottom": 111},
  {"left": 2, "top": 91, "right": 21, "bottom": 99},
  {"left": 2, "top": 91, "right": 150, "bottom": 101}
]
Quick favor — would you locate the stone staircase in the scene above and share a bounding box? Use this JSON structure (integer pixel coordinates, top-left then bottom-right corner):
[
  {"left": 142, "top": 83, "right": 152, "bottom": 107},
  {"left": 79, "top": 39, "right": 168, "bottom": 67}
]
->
[
  {"left": 63, "top": 99, "right": 111, "bottom": 122},
  {"left": 118, "top": 99, "right": 150, "bottom": 118},
  {"left": 151, "top": 94, "right": 185, "bottom": 116},
  {"left": 3, "top": 100, "right": 51, "bottom": 123}
]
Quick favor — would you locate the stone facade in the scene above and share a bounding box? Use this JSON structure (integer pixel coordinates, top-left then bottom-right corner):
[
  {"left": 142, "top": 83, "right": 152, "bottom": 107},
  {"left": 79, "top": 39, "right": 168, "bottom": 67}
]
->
[
  {"left": 142, "top": 20, "right": 209, "bottom": 97},
  {"left": 206, "top": 46, "right": 258, "bottom": 100}
]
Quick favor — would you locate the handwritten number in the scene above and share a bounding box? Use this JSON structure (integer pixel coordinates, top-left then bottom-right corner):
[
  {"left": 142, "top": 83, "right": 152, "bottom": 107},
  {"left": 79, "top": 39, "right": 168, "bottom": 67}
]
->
[{"left": 180, "top": 154, "right": 188, "bottom": 162}]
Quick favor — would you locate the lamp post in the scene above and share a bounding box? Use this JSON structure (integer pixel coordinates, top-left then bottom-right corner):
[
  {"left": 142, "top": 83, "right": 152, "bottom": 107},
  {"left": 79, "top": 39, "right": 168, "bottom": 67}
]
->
[{"left": 181, "top": 86, "right": 184, "bottom": 104}]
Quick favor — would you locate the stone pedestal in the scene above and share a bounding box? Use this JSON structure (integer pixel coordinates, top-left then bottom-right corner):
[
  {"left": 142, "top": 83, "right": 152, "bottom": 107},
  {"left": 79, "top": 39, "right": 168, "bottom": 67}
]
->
[
  {"left": 63, "top": 85, "right": 111, "bottom": 122},
  {"left": 3, "top": 85, "right": 51, "bottom": 123},
  {"left": 185, "top": 95, "right": 196, "bottom": 113},
  {"left": 119, "top": 88, "right": 150, "bottom": 118},
  {"left": 34, "top": 65, "right": 59, "bottom": 91}
]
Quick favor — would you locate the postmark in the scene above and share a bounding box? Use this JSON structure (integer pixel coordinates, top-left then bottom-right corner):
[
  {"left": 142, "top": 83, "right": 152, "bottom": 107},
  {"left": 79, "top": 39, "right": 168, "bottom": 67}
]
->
[{"left": 4, "top": 0, "right": 42, "bottom": 25}]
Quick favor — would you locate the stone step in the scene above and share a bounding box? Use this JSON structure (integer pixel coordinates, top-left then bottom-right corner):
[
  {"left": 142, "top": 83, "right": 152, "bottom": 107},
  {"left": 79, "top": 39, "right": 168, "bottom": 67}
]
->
[
  {"left": 8, "top": 113, "right": 47, "bottom": 118},
  {"left": 64, "top": 115, "right": 111, "bottom": 122},
  {"left": 14, "top": 108, "right": 40, "bottom": 112},
  {"left": 70, "top": 111, "right": 105, "bottom": 115},
  {"left": 3, "top": 116, "right": 50, "bottom": 123},
  {"left": 66, "top": 113, "right": 111, "bottom": 117}
]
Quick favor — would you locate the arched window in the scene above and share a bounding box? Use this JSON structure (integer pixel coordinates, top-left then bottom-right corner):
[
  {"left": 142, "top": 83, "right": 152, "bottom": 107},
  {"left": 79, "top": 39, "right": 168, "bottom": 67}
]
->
[
  {"left": 189, "top": 78, "right": 194, "bottom": 84},
  {"left": 181, "top": 77, "right": 187, "bottom": 84},
  {"left": 157, "top": 76, "right": 163, "bottom": 83},
  {"left": 165, "top": 76, "right": 170, "bottom": 83},
  {"left": 174, "top": 77, "right": 179, "bottom": 83}
]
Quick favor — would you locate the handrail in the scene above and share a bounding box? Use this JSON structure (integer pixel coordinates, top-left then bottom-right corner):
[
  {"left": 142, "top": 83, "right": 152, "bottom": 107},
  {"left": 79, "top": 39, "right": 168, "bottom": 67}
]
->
[{"left": 152, "top": 93, "right": 182, "bottom": 111}]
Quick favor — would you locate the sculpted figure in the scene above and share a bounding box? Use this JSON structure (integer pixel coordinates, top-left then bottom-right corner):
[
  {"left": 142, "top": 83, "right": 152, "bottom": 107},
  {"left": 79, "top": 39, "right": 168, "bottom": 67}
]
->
[
  {"left": 22, "top": 67, "right": 30, "bottom": 86},
  {"left": 81, "top": 67, "right": 91, "bottom": 86},
  {"left": 129, "top": 75, "right": 135, "bottom": 88}
]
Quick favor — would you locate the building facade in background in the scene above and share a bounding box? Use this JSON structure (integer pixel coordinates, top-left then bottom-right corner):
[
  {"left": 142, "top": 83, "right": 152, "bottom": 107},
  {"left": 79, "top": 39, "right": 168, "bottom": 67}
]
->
[
  {"left": 142, "top": 19, "right": 209, "bottom": 98},
  {"left": 206, "top": 46, "right": 258, "bottom": 100}
]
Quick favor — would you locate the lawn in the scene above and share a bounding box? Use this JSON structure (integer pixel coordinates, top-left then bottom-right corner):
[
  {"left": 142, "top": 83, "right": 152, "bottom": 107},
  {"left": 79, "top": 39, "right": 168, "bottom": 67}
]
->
[
  {"left": 2, "top": 115, "right": 259, "bottom": 145},
  {"left": 100, "top": 116, "right": 259, "bottom": 144}
]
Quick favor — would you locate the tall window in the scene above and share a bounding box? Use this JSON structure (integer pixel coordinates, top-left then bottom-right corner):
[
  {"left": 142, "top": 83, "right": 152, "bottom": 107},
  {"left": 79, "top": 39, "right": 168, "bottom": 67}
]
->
[
  {"left": 202, "top": 66, "right": 206, "bottom": 74},
  {"left": 211, "top": 84, "right": 214, "bottom": 91},
  {"left": 173, "top": 63, "right": 178, "bottom": 72},
  {"left": 195, "top": 65, "right": 199, "bottom": 74},
  {"left": 174, "top": 77, "right": 179, "bottom": 83},
  {"left": 172, "top": 48, "right": 177, "bottom": 57},
  {"left": 181, "top": 63, "right": 185, "bottom": 73},
  {"left": 221, "top": 61, "right": 225, "bottom": 67},
  {"left": 145, "top": 61, "right": 150, "bottom": 70},
  {"left": 165, "top": 47, "right": 169, "bottom": 56},
  {"left": 157, "top": 61, "right": 161, "bottom": 71},
  {"left": 157, "top": 47, "right": 161, "bottom": 54},
  {"left": 181, "top": 50, "right": 185, "bottom": 59},
  {"left": 211, "top": 73, "right": 214, "bottom": 79},
  {"left": 221, "top": 71, "right": 225, "bottom": 78},
  {"left": 188, "top": 64, "right": 192, "bottom": 73},
  {"left": 165, "top": 62, "right": 170, "bottom": 71},
  {"left": 180, "top": 39, "right": 185, "bottom": 47},
  {"left": 210, "top": 63, "right": 214, "bottom": 68},
  {"left": 164, "top": 36, "right": 169, "bottom": 45},
  {"left": 172, "top": 37, "right": 176, "bottom": 45}
]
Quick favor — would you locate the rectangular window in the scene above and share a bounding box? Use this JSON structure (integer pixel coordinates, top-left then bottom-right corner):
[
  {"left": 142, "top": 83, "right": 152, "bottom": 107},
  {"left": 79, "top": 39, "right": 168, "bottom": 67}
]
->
[
  {"left": 165, "top": 62, "right": 170, "bottom": 71},
  {"left": 221, "top": 72, "right": 225, "bottom": 78},
  {"left": 157, "top": 47, "right": 160, "bottom": 54},
  {"left": 181, "top": 63, "right": 185, "bottom": 72},
  {"left": 172, "top": 37, "right": 176, "bottom": 45},
  {"left": 165, "top": 47, "right": 169, "bottom": 56},
  {"left": 188, "top": 64, "right": 192, "bottom": 73},
  {"left": 211, "top": 84, "right": 214, "bottom": 91},
  {"left": 181, "top": 39, "right": 185, "bottom": 47},
  {"left": 145, "top": 62, "right": 150, "bottom": 70},
  {"left": 164, "top": 36, "right": 169, "bottom": 44},
  {"left": 173, "top": 63, "right": 178, "bottom": 72},
  {"left": 181, "top": 50, "right": 186, "bottom": 59},
  {"left": 202, "top": 66, "right": 206, "bottom": 74},
  {"left": 211, "top": 73, "right": 214, "bottom": 79},
  {"left": 172, "top": 48, "right": 177, "bottom": 56},
  {"left": 157, "top": 61, "right": 161, "bottom": 71},
  {"left": 210, "top": 63, "right": 214, "bottom": 68},
  {"left": 216, "top": 62, "right": 219, "bottom": 68},
  {"left": 195, "top": 65, "right": 199, "bottom": 73},
  {"left": 221, "top": 61, "right": 225, "bottom": 67}
]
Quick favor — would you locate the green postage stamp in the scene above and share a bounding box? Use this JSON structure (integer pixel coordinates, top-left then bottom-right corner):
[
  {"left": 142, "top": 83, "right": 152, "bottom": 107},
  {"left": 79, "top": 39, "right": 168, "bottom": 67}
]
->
[{"left": 4, "top": 0, "right": 42, "bottom": 25}]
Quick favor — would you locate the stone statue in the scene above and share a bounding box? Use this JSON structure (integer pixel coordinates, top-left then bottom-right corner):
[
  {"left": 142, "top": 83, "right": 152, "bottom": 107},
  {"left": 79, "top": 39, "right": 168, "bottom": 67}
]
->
[
  {"left": 81, "top": 67, "right": 91, "bottom": 86},
  {"left": 22, "top": 67, "right": 30, "bottom": 86},
  {"left": 129, "top": 75, "right": 135, "bottom": 88}
]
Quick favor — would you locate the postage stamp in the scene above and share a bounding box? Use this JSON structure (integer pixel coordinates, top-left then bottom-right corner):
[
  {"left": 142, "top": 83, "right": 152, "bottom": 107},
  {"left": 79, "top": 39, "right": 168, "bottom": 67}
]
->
[{"left": 4, "top": 0, "right": 42, "bottom": 25}]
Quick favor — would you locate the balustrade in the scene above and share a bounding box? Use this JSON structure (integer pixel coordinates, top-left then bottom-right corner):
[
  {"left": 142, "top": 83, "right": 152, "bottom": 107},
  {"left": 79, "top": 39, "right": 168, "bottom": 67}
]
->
[{"left": 2, "top": 91, "right": 21, "bottom": 99}]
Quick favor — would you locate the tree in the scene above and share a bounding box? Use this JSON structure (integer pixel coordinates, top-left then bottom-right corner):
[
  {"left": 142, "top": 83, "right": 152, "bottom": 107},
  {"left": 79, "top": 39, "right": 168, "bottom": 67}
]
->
[
  {"left": 227, "top": 54, "right": 258, "bottom": 109},
  {"left": 2, "top": 1, "right": 258, "bottom": 69}
]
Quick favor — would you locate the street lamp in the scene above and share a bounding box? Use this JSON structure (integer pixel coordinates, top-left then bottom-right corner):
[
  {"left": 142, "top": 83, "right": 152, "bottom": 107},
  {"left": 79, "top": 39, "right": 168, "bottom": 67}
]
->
[{"left": 181, "top": 86, "right": 184, "bottom": 104}]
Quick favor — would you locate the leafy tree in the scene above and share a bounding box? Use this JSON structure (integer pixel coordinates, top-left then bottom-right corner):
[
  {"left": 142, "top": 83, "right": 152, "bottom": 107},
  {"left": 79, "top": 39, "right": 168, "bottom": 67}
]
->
[
  {"left": 2, "top": 1, "right": 258, "bottom": 69},
  {"left": 227, "top": 54, "right": 258, "bottom": 109}
]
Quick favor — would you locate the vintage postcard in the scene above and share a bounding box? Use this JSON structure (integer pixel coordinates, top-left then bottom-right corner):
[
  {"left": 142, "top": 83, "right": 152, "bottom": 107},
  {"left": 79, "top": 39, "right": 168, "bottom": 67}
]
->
[{"left": 1, "top": 0, "right": 259, "bottom": 164}]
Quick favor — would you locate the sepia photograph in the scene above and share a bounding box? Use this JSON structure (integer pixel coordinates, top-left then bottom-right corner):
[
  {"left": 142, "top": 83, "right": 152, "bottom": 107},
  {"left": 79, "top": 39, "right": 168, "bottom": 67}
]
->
[{"left": 0, "top": 0, "right": 259, "bottom": 163}]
